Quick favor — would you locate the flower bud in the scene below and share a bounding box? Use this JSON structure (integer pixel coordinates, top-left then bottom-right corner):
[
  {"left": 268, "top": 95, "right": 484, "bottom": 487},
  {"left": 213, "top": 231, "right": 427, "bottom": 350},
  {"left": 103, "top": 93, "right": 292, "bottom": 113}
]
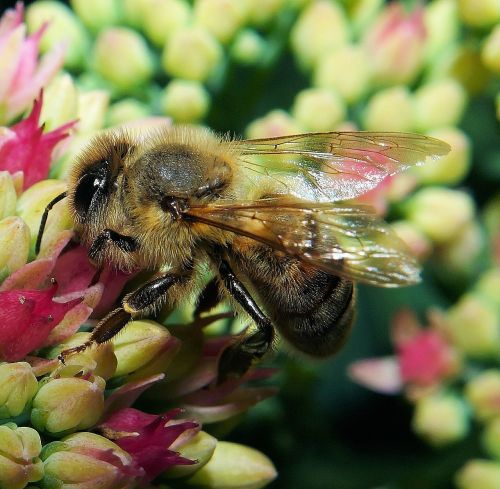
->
[
  {"left": 111, "top": 319, "right": 179, "bottom": 379},
  {"left": 412, "top": 127, "right": 471, "bottom": 185},
  {"left": 413, "top": 79, "right": 467, "bottom": 132},
  {"left": 40, "top": 73, "right": 78, "bottom": 131},
  {"left": 482, "top": 25, "right": 500, "bottom": 75},
  {"left": 41, "top": 431, "right": 139, "bottom": 488},
  {"left": 107, "top": 99, "right": 152, "bottom": 127},
  {"left": 0, "top": 362, "right": 38, "bottom": 419},
  {"left": 31, "top": 374, "right": 106, "bottom": 436},
  {"left": 142, "top": 0, "right": 191, "bottom": 47},
  {"left": 70, "top": 0, "right": 122, "bottom": 33},
  {"left": 313, "top": 44, "right": 371, "bottom": 104},
  {"left": 246, "top": 0, "right": 283, "bottom": 26},
  {"left": 0, "top": 217, "right": 30, "bottom": 280},
  {"left": 93, "top": 27, "right": 154, "bottom": 93},
  {"left": 475, "top": 268, "right": 500, "bottom": 313},
  {"left": 26, "top": 0, "right": 90, "bottom": 71},
  {"left": 465, "top": 370, "right": 500, "bottom": 420},
  {"left": 230, "top": 29, "right": 266, "bottom": 65},
  {"left": 404, "top": 188, "right": 475, "bottom": 244},
  {"left": 346, "top": 0, "right": 384, "bottom": 37},
  {"left": 0, "top": 172, "right": 17, "bottom": 220},
  {"left": 290, "top": 0, "right": 350, "bottom": 71},
  {"left": 162, "top": 26, "right": 223, "bottom": 82},
  {"left": 77, "top": 90, "right": 110, "bottom": 134},
  {"left": 446, "top": 294, "right": 500, "bottom": 359},
  {"left": 362, "top": 86, "right": 414, "bottom": 132},
  {"left": 412, "top": 394, "right": 469, "bottom": 447},
  {"left": 245, "top": 109, "right": 304, "bottom": 139},
  {"left": 194, "top": 0, "right": 246, "bottom": 44},
  {"left": 392, "top": 220, "right": 432, "bottom": 261},
  {"left": 456, "top": 459, "right": 500, "bottom": 489},
  {"left": 458, "top": 0, "right": 500, "bottom": 28},
  {"left": 122, "top": 0, "right": 150, "bottom": 29},
  {"left": 424, "top": 0, "right": 460, "bottom": 62},
  {"left": 160, "top": 79, "right": 210, "bottom": 123},
  {"left": 16, "top": 179, "right": 70, "bottom": 257},
  {"left": 292, "top": 88, "right": 346, "bottom": 131},
  {"left": 483, "top": 417, "right": 500, "bottom": 459},
  {"left": 186, "top": 441, "right": 277, "bottom": 488},
  {"left": 0, "top": 424, "right": 43, "bottom": 489}
]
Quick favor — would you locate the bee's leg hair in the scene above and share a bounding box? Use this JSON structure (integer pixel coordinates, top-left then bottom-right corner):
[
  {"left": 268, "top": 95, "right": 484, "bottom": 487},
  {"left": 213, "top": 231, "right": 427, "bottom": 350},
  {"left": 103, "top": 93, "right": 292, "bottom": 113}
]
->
[
  {"left": 88, "top": 229, "right": 139, "bottom": 261},
  {"left": 215, "top": 256, "right": 274, "bottom": 383},
  {"left": 35, "top": 191, "right": 67, "bottom": 255},
  {"left": 194, "top": 277, "right": 221, "bottom": 317}
]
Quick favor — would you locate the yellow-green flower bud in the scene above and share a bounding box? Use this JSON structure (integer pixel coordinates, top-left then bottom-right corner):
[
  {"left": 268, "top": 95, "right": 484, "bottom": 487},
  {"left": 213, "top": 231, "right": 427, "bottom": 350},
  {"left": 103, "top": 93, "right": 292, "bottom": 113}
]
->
[
  {"left": 290, "top": 0, "right": 350, "bottom": 71},
  {"left": 162, "top": 431, "right": 217, "bottom": 479},
  {"left": 292, "top": 88, "right": 346, "bottom": 131},
  {"left": 107, "top": 98, "right": 152, "bottom": 127},
  {"left": 0, "top": 217, "right": 29, "bottom": 280},
  {"left": 111, "top": 319, "right": 178, "bottom": 378},
  {"left": 465, "top": 370, "right": 500, "bottom": 420},
  {"left": 230, "top": 29, "right": 266, "bottom": 65},
  {"left": 483, "top": 417, "right": 500, "bottom": 459},
  {"left": 186, "top": 441, "right": 277, "bottom": 488},
  {"left": 194, "top": 0, "right": 247, "bottom": 44},
  {"left": 362, "top": 86, "right": 414, "bottom": 132},
  {"left": 404, "top": 188, "right": 475, "bottom": 244},
  {"left": 391, "top": 220, "right": 432, "bottom": 261},
  {"left": 93, "top": 27, "right": 154, "bottom": 93},
  {"left": 142, "top": 0, "right": 191, "bottom": 47},
  {"left": 346, "top": 0, "right": 384, "bottom": 37},
  {"left": 16, "top": 179, "right": 70, "bottom": 257},
  {"left": 412, "top": 394, "right": 469, "bottom": 447},
  {"left": 162, "top": 26, "right": 223, "bottom": 82},
  {"left": 412, "top": 127, "right": 470, "bottom": 185},
  {"left": 424, "top": 0, "right": 460, "bottom": 62},
  {"left": 41, "top": 432, "right": 136, "bottom": 488},
  {"left": 456, "top": 459, "right": 500, "bottom": 489},
  {"left": 160, "top": 79, "right": 210, "bottom": 123},
  {"left": 475, "top": 268, "right": 500, "bottom": 313},
  {"left": 246, "top": 0, "right": 283, "bottom": 26},
  {"left": 246, "top": 109, "right": 304, "bottom": 139},
  {"left": 482, "top": 25, "right": 500, "bottom": 75},
  {"left": 0, "top": 362, "right": 38, "bottom": 419},
  {"left": 31, "top": 375, "right": 105, "bottom": 436},
  {"left": 413, "top": 79, "right": 467, "bottom": 132},
  {"left": 70, "top": 0, "right": 122, "bottom": 33},
  {"left": 458, "top": 0, "right": 500, "bottom": 28},
  {"left": 0, "top": 171, "right": 17, "bottom": 220},
  {"left": 446, "top": 294, "right": 500, "bottom": 359},
  {"left": 313, "top": 45, "right": 371, "bottom": 104},
  {"left": 40, "top": 73, "right": 78, "bottom": 131},
  {"left": 26, "top": 1, "right": 90, "bottom": 71},
  {"left": 0, "top": 425, "right": 43, "bottom": 489},
  {"left": 122, "top": 0, "right": 150, "bottom": 29},
  {"left": 77, "top": 90, "right": 110, "bottom": 134}
]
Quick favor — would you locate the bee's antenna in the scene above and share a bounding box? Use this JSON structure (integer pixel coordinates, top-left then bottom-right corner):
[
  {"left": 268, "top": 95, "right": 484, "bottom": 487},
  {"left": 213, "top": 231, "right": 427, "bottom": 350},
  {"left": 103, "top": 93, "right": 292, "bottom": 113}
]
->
[{"left": 35, "top": 191, "right": 67, "bottom": 255}]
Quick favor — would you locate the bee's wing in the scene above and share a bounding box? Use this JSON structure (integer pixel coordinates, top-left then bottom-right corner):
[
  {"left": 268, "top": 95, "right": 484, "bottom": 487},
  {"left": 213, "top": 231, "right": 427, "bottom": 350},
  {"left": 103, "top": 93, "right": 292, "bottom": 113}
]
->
[
  {"left": 233, "top": 132, "right": 450, "bottom": 202},
  {"left": 188, "top": 198, "right": 420, "bottom": 286}
]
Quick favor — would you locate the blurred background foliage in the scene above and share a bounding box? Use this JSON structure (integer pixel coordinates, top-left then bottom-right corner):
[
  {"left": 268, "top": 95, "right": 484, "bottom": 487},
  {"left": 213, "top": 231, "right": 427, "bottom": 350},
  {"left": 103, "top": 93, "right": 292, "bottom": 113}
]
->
[{"left": 2, "top": 0, "right": 500, "bottom": 487}]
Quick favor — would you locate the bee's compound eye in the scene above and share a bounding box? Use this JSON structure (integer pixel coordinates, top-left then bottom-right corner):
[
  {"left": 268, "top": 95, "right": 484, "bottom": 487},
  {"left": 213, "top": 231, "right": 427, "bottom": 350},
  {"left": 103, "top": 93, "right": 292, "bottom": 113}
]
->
[{"left": 74, "top": 161, "right": 108, "bottom": 217}]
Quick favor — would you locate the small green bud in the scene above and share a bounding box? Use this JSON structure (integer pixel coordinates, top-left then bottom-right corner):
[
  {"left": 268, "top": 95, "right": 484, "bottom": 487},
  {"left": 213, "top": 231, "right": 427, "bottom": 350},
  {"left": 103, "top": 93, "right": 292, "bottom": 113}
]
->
[
  {"left": 245, "top": 110, "right": 304, "bottom": 140},
  {"left": 412, "top": 127, "right": 470, "bottom": 185},
  {"left": 424, "top": 0, "right": 460, "bottom": 61},
  {"left": 230, "top": 29, "right": 266, "bottom": 65},
  {"left": 290, "top": 0, "right": 350, "bottom": 71},
  {"left": 458, "top": 0, "right": 500, "bottom": 28},
  {"left": 26, "top": 1, "right": 90, "bottom": 71},
  {"left": 456, "top": 459, "right": 500, "bottom": 489},
  {"left": 0, "top": 171, "right": 17, "bottom": 220},
  {"left": 107, "top": 98, "right": 152, "bottom": 127},
  {"left": 404, "top": 188, "right": 475, "bottom": 244},
  {"left": 362, "top": 86, "right": 414, "bottom": 132},
  {"left": 313, "top": 44, "right": 371, "bottom": 104},
  {"left": 162, "top": 26, "right": 223, "bottom": 82},
  {"left": 413, "top": 79, "right": 467, "bottom": 132},
  {"left": 70, "top": 0, "right": 122, "bottom": 33},
  {"left": 93, "top": 27, "right": 154, "bottom": 93},
  {"left": 186, "top": 441, "right": 277, "bottom": 489},
  {"left": 0, "top": 217, "right": 29, "bottom": 280},
  {"left": 246, "top": 0, "right": 283, "bottom": 26},
  {"left": 346, "top": 0, "right": 384, "bottom": 37},
  {"left": 122, "top": 0, "right": 150, "bottom": 28},
  {"left": 292, "top": 87, "right": 346, "bottom": 131},
  {"left": 31, "top": 375, "right": 105, "bottom": 436},
  {"left": 142, "top": 0, "right": 191, "bottom": 47},
  {"left": 194, "top": 0, "right": 247, "bottom": 44},
  {"left": 475, "top": 268, "right": 500, "bottom": 313},
  {"left": 0, "top": 362, "right": 38, "bottom": 419},
  {"left": 412, "top": 394, "right": 469, "bottom": 447},
  {"left": 446, "top": 295, "right": 500, "bottom": 359},
  {"left": 16, "top": 179, "right": 71, "bottom": 256},
  {"left": 483, "top": 417, "right": 500, "bottom": 459},
  {"left": 77, "top": 90, "right": 110, "bottom": 134},
  {"left": 40, "top": 73, "right": 78, "bottom": 131},
  {"left": 160, "top": 79, "right": 210, "bottom": 123},
  {"left": 391, "top": 220, "right": 432, "bottom": 261},
  {"left": 466, "top": 370, "right": 500, "bottom": 421},
  {"left": 0, "top": 425, "right": 43, "bottom": 489},
  {"left": 111, "top": 319, "right": 179, "bottom": 378},
  {"left": 482, "top": 25, "right": 500, "bottom": 75}
]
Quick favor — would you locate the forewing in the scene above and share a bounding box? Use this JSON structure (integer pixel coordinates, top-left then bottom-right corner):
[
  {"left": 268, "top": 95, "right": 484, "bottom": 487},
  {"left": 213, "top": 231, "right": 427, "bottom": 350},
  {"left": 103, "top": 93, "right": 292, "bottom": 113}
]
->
[
  {"left": 188, "top": 199, "right": 420, "bottom": 286},
  {"left": 234, "top": 132, "right": 450, "bottom": 202}
]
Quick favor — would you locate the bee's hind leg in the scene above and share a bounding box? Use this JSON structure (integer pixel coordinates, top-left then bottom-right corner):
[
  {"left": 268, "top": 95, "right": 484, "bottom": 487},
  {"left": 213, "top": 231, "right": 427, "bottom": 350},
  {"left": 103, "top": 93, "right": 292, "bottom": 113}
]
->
[{"left": 194, "top": 277, "right": 221, "bottom": 317}]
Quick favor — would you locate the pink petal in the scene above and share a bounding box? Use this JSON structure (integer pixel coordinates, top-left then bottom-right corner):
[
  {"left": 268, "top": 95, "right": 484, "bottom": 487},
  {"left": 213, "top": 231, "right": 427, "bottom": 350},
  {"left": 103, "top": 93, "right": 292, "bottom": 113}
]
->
[
  {"left": 0, "top": 3, "right": 23, "bottom": 37},
  {"left": 92, "top": 267, "right": 135, "bottom": 318},
  {"left": 52, "top": 245, "right": 96, "bottom": 296},
  {"left": 348, "top": 357, "right": 403, "bottom": 394}
]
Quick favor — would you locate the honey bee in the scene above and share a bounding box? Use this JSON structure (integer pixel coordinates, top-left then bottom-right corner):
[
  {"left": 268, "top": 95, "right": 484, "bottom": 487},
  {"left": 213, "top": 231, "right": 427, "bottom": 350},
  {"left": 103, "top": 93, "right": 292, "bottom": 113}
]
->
[{"left": 36, "top": 126, "right": 449, "bottom": 380}]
